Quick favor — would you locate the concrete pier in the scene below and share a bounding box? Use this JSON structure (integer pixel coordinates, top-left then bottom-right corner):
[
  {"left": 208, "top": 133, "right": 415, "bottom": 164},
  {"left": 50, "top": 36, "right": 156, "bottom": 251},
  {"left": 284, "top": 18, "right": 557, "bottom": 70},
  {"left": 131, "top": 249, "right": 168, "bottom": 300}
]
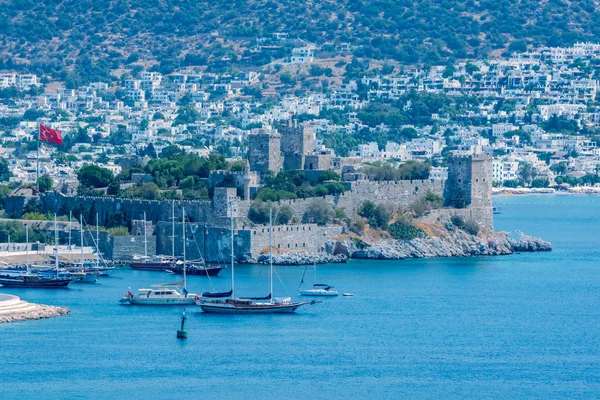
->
[{"left": 0, "top": 294, "right": 69, "bottom": 323}]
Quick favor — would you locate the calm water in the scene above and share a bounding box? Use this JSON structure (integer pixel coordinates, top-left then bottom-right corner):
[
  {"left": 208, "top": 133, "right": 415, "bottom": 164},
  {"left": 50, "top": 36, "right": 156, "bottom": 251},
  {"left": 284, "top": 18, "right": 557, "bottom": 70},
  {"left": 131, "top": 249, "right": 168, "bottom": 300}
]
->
[{"left": 1, "top": 195, "right": 599, "bottom": 399}]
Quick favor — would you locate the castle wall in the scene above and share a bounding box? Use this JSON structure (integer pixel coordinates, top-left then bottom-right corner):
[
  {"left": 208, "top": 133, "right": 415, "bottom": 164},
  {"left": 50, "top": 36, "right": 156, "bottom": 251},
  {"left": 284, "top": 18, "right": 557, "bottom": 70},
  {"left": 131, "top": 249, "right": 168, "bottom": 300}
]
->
[
  {"left": 111, "top": 236, "right": 156, "bottom": 261},
  {"left": 7, "top": 155, "right": 494, "bottom": 260},
  {"left": 243, "top": 224, "right": 343, "bottom": 258},
  {"left": 417, "top": 208, "right": 493, "bottom": 230}
]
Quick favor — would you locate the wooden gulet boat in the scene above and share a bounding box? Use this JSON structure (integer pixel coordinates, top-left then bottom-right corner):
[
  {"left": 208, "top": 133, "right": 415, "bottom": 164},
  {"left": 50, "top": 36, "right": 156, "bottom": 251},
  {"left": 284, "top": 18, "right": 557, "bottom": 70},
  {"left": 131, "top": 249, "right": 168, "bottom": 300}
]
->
[{"left": 198, "top": 205, "right": 316, "bottom": 314}]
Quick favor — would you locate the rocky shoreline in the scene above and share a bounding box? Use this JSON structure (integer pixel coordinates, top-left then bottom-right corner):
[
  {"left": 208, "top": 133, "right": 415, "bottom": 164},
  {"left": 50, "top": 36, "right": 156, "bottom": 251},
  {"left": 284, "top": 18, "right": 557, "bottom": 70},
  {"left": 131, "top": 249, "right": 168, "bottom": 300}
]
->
[
  {"left": 256, "top": 253, "right": 347, "bottom": 265},
  {"left": 331, "top": 229, "right": 551, "bottom": 260},
  {"left": 0, "top": 304, "right": 70, "bottom": 323},
  {"left": 244, "top": 226, "right": 551, "bottom": 265}
]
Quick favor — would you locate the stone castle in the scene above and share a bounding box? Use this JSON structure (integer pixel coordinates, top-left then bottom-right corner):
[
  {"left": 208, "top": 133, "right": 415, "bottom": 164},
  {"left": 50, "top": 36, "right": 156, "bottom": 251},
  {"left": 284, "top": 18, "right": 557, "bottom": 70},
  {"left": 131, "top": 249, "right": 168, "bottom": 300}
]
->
[{"left": 5, "top": 147, "right": 494, "bottom": 262}]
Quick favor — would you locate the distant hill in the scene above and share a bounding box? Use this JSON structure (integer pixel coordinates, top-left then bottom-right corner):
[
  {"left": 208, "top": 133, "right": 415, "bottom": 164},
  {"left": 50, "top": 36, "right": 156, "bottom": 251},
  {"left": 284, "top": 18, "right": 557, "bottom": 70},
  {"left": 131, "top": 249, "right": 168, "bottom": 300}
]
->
[{"left": 1, "top": 0, "right": 599, "bottom": 85}]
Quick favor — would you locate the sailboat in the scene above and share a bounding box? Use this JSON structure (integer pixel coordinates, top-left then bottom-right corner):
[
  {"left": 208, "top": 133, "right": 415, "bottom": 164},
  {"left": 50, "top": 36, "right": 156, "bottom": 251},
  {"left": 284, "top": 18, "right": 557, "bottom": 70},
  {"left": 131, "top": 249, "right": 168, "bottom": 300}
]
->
[
  {"left": 0, "top": 216, "right": 74, "bottom": 288},
  {"left": 129, "top": 208, "right": 178, "bottom": 271},
  {"left": 120, "top": 207, "right": 198, "bottom": 305},
  {"left": 62, "top": 213, "right": 112, "bottom": 278},
  {"left": 298, "top": 244, "right": 338, "bottom": 297},
  {"left": 170, "top": 220, "right": 223, "bottom": 277},
  {"left": 197, "top": 206, "right": 315, "bottom": 314}
]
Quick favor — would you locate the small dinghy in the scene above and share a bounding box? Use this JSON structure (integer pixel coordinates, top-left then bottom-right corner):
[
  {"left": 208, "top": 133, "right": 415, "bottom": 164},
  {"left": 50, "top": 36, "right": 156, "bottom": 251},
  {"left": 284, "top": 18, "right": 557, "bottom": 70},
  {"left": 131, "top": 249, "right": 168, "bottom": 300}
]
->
[{"left": 343, "top": 292, "right": 354, "bottom": 297}]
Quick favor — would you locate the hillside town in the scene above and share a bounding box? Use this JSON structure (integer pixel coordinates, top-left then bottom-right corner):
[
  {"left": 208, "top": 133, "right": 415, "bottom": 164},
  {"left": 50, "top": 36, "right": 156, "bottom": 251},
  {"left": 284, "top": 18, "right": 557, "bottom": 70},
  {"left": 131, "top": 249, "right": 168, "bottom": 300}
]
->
[{"left": 2, "top": 42, "right": 600, "bottom": 199}]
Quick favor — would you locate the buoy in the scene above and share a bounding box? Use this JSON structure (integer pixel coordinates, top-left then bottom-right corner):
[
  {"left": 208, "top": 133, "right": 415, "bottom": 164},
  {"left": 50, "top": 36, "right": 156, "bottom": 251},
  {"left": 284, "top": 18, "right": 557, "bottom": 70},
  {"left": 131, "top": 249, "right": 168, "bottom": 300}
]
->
[{"left": 177, "top": 310, "right": 188, "bottom": 339}]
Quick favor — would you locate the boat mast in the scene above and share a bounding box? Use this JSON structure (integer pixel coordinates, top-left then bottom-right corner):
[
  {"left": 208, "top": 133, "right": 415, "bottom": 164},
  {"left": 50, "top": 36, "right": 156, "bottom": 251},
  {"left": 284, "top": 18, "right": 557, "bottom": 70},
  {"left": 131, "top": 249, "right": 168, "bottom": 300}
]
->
[
  {"left": 171, "top": 200, "right": 175, "bottom": 259},
  {"left": 230, "top": 201, "right": 235, "bottom": 299},
  {"left": 68, "top": 210, "right": 72, "bottom": 262},
  {"left": 143, "top": 212, "right": 148, "bottom": 258},
  {"left": 182, "top": 207, "right": 186, "bottom": 290},
  {"left": 25, "top": 224, "right": 29, "bottom": 275},
  {"left": 203, "top": 223, "right": 207, "bottom": 264},
  {"left": 80, "top": 214, "right": 84, "bottom": 271},
  {"left": 54, "top": 213, "right": 59, "bottom": 278},
  {"left": 269, "top": 207, "right": 273, "bottom": 303},
  {"left": 96, "top": 212, "right": 99, "bottom": 269}
]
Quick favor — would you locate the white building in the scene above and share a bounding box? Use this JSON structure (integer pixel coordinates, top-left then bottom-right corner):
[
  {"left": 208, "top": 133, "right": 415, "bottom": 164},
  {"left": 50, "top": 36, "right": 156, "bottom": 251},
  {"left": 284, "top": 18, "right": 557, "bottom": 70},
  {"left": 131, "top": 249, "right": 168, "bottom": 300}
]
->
[
  {"left": 492, "top": 123, "right": 518, "bottom": 138},
  {"left": 492, "top": 159, "right": 520, "bottom": 183},
  {"left": 290, "top": 46, "right": 315, "bottom": 64}
]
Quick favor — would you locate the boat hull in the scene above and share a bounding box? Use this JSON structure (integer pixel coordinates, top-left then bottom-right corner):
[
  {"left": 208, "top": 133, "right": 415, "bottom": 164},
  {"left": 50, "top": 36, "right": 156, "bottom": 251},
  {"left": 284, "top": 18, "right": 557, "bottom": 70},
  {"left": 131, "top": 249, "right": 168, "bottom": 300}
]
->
[
  {"left": 129, "top": 262, "right": 173, "bottom": 271},
  {"left": 299, "top": 289, "right": 338, "bottom": 296},
  {"left": 126, "top": 297, "right": 197, "bottom": 305},
  {"left": 76, "top": 273, "right": 99, "bottom": 283},
  {"left": 0, "top": 277, "right": 73, "bottom": 288},
  {"left": 172, "top": 266, "right": 223, "bottom": 277},
  {"left": 199, "top": 301, "right": 306, "bottom": 314}
]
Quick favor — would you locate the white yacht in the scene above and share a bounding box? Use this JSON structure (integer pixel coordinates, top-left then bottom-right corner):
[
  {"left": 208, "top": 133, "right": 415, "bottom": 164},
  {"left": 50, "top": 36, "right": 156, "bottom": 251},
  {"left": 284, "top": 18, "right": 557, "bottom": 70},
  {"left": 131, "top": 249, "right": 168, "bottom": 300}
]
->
[
  {"left": 120, "top": 207, "right": 197, "bottom": 306},
  {"left": 120, "top": 283, "right": 198, "bottom": 305},
  {"left": 298, "top": 248, "right": 338, "bottom": 297},
  {"left": 299, "top": 283, "right": 338, "bottom": 297}
]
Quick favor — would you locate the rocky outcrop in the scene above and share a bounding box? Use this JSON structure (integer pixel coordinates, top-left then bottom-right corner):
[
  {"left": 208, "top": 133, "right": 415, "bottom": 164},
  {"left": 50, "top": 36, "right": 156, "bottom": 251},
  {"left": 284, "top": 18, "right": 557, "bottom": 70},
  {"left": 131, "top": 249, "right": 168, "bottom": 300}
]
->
[
  {"left": 0, "top": 303, "right": 69, "bottom": 323},
  {"left": 241, "top": 224, "right": 551, "bottom": 265},
  {"left": 329, "top": 229, "right": 551, "bottom": 260},
  {"left": 256, "top": 252, "right": 347, "bottom": 265}
]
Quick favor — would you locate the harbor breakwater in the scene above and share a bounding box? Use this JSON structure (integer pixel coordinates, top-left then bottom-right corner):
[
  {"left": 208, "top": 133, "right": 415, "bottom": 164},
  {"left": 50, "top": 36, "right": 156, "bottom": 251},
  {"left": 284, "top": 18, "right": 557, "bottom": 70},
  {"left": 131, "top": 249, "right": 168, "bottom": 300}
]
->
[{"left": 0, "top": 294, "right": 69, "bottom": 323}]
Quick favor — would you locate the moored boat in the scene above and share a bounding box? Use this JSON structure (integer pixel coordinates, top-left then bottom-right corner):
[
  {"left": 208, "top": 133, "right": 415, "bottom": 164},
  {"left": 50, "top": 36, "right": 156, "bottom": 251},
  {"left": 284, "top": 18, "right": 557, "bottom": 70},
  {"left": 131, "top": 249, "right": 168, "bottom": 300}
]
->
[
  {"left": 0, "top": 219, "right": 74, "bottom": 288},
  {"left": 170, "top": 261, "right": 223, "bottom": 276},
  {"left": 198, "top": 205, "right": 315, "bottom": 314},
  {"left": 129, "top": 255, "right": 177, "bottom": 271},
  {"left": 129, "top": 210, "right": 178, "bottom": 271},
  {"left": 199, "top": 297, "right": 312, "bottom": 313},
  {"left": 298, "top": 255, "right": 338, "bottom": 297},
  {"left": 120, "top": 207, "right": 197, "bottom": 306},
  {"left": 120, "top": 284, "right": 198, "bottom": 305}
]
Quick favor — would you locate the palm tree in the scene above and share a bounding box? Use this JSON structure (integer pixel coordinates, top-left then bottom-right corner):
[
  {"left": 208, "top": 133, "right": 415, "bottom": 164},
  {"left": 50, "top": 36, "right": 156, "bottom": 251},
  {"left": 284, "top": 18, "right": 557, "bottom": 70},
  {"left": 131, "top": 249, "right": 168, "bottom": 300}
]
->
[{"left": 518, "top": 162, "right": 537, "bottom": 186}]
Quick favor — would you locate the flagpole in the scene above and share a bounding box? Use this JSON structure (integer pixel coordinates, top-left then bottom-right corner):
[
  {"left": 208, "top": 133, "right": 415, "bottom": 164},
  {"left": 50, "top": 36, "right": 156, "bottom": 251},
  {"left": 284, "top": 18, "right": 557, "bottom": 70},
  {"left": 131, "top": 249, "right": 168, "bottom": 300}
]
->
[{"left": 36, "top": 123, "right": 39, "bottom": 192}]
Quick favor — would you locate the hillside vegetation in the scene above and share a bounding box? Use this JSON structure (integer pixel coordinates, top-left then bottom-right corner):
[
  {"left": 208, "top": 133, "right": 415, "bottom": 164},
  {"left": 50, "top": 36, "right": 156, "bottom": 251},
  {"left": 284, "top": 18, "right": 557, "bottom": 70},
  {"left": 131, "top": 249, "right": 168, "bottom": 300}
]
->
[{"left": 1, "top": 0, "right": 599, "bottom": 83}]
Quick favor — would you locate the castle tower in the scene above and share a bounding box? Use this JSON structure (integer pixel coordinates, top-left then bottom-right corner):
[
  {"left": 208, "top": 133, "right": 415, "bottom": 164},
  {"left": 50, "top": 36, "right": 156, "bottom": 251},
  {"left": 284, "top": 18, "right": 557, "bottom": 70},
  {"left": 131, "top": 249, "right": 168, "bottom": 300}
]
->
[
  {"left": 277, "top": 119, "right": 315, "bottom": 171},
  {"left": 445, "top": 155, "right": 493, "bottom": 229},
  {"left": 247, "top": 128, "right": 283, "bottom": 181},
  {"left": 242, "top": 159, "right": 252, "bottom": 200}
]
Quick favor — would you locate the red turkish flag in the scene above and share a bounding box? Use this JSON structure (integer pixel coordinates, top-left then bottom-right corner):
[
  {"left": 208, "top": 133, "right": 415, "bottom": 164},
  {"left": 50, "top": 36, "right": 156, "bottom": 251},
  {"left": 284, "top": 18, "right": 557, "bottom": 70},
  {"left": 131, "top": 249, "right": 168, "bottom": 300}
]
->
[{"left": 39, "top": 124, "right": 63, "bottom": 145}]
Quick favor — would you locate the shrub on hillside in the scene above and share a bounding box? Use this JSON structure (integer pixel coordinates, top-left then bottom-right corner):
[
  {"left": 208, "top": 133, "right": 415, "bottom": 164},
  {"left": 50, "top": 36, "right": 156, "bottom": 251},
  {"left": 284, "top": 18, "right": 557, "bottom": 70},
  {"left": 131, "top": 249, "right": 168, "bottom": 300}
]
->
[
  {"left": 451, "top": 215, "right": 479, "bottom": 235},
  {"left": 109, "top": 226, "right": 129, "bottom": 236},
  {"left": 410, "top": 199, "right": 428, "bottom": 217},
  {"left": 277, "top": 205, "right": 293, "bottom": 224},
  {"left": 350, "top": 216, "right": 367, "bottom": 234},
  {"left": 388, "top": 220, "right": 426, "bottom": 241},
  {"left": 357, "top": 200, "right": 391, "bottom": 229},
  {"left": 302, "top": 199, "right": 335, "bottom": 226},
  {"left": 248, "top": 201, "right": 273, "bottom": 224},
  {"left": 462, "top": 219, "right": 480, "bottom": 235}
]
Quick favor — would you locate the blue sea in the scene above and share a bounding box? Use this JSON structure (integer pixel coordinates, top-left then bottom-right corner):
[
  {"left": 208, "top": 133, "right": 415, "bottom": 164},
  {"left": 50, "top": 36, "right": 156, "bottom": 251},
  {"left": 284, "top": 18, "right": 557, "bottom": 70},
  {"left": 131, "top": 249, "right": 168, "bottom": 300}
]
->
[{"left": 1, "top": 195, "right": 599, "bottom": 399}]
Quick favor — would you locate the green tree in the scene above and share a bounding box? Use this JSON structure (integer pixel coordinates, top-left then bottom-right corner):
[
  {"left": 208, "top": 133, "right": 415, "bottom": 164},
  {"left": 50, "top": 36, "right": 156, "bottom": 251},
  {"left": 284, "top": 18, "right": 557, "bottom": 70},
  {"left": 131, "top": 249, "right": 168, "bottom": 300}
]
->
[
  {"left": 37, "top": 174, "right": 53, "bottom": 192},
  {"left": 0, "top": 157, "right": 10, "bottom": 182},
  {"left": 358, "top": 200, "right": 391, "bottom": 228},
  {"left": 78, "top": 164, "right": 115, "bottom": 188},
  {"left": 277, "top": 205, "right": 294, "bottom": 224},
  {"left": 248, "top": 201, "right": 274, "bottom": 224},
  {"left": 550, "top": 162, "right": 568, "bottom": 175},
  {"left": 317, "top": 170, "right": 340, "bottom": 182},
  {"left": 518, "top": 162, "right": 537, "bottom": 185},
  {"left": 302, "top": 199, "right": 335, "bottom": 225}
]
